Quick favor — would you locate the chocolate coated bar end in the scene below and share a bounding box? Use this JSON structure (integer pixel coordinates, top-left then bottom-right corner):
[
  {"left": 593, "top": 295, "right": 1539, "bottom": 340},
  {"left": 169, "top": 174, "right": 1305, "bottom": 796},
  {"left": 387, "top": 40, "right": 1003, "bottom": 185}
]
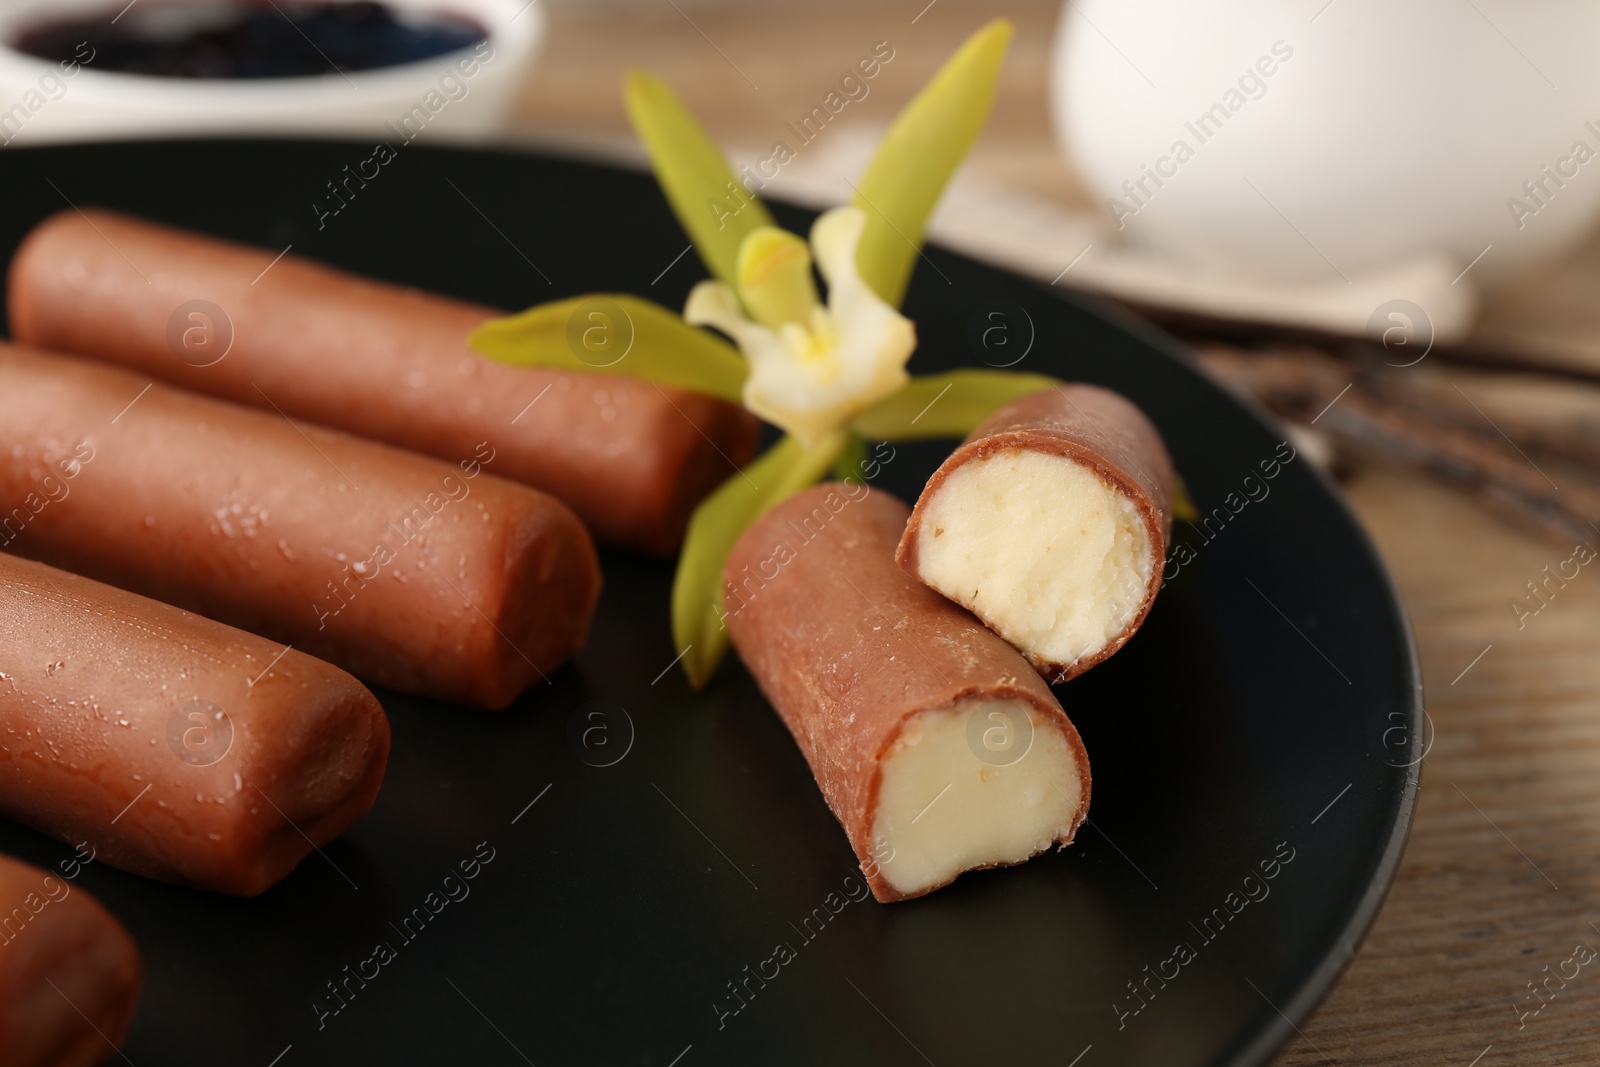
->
[
  {"left": 869, "top": 695, "right": 1088, "bottom": 900},
  {"left": 0, "top": 853, "right": 141, "bottom": 1067},
  {"left": 900, "top": 385, "right": 1174, "bottom": 683}
]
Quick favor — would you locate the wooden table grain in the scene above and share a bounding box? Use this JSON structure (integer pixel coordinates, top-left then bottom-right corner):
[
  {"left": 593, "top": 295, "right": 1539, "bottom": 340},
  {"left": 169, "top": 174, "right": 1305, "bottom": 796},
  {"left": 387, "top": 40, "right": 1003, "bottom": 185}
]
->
[{"left": 507, "top": 3, "right": 1600, "bottom": 1063}]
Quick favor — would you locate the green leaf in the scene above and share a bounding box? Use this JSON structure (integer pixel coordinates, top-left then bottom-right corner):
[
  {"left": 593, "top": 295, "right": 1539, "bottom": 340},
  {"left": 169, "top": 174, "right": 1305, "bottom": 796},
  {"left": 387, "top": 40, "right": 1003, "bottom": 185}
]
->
[
  {"left": 832, "top": 431, "right": 868, "bottom": 481},
  {"left": 625, "top": 70, "right": 777, "bottom": 288},
  {"left": 850, "top": 369, "right": 1056, "bottom": 441},
  {"left": 468, "top": 293, "right": 747, "bottom": 404},
  {"left": 1173, "top": 476, "right": 1199, "bottom": 523},
  {"left": 672, "top": 430, "right": 850, "bottom": 688},
  {"left": 852, "top": 19, "right": 1013, "bottom": 307}
]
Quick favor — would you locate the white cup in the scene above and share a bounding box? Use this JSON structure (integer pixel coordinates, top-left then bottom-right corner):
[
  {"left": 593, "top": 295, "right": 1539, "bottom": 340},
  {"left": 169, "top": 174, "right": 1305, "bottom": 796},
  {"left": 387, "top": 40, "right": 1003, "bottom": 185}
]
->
[
  {"left": 1052, "top": 0, "right": 1600, "bottom": 285},
  {"left": 0, "top": 0, "right": 542, "bottom": 145}
]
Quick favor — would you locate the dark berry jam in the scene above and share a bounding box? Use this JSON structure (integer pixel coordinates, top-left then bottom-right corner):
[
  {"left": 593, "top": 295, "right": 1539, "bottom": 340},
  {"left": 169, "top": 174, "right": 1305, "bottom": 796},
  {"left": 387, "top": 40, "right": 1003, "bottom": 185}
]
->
[{"left": 15, "top": 1, "right": 487, "bottom": 79}]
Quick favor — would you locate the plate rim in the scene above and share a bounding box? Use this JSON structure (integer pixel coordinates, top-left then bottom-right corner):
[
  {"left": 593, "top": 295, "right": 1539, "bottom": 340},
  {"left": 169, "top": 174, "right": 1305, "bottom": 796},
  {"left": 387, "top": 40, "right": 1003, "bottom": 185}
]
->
[{"left": 1045, "top": 283, "right": 1425, "bottom": 1067}]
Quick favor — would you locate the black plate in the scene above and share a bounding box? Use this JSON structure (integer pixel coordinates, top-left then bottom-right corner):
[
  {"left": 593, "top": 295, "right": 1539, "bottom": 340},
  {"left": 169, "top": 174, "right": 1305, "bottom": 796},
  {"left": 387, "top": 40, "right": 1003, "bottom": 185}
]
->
[{"left": 0, "top": 140, "right": 1420, "bottom": 1067}]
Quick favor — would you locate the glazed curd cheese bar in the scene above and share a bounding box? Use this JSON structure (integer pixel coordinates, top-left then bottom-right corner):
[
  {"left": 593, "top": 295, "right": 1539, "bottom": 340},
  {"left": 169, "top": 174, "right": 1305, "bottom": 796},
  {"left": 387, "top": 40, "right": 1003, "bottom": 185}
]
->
[
  {"left": 898, "top": 385, "right": 1174, "bottom": 683},
  {"left": 0, "top": 851, "right": 141, "bottom": 1067},
  {"left": 724, "top": 484, "right": 1091, "bottom": 902},
  {"left": 8, "top": 208, "right": 761, "bottom": 556},
  {"left": 0, "top": 554, "right": 388, "bottom": 896},
  {"left": 0, "top": 343, "right": 599, "bottom": 709}
]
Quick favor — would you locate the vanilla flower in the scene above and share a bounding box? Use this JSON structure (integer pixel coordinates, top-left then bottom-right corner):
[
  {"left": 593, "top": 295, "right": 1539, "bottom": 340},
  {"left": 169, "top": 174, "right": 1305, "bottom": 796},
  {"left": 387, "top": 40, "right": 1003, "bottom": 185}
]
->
[{"left": 684, "top": 207, "right": 915, "bottom": 447}]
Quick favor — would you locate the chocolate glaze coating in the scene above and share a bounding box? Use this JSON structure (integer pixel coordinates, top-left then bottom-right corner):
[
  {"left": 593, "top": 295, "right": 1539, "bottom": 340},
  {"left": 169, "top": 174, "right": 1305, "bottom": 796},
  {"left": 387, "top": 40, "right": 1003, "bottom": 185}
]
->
[
  {"left": 898, "top": 384, "right": 1174, "bottom": 683},
  {"left": 0, "top": 851, "right": 142, "bottom": 1067},
  {"left": 0, "top": 554, "right": 389, "bottom": 896},
  {"left": 8, "top": 208, "right": 761, "bottom": 556},
  {"left": 0, "top": 343, "right": 599, "bottom": 709},
  {"left": 724, "top": 484, "right": 1090, "bottom": 902}
]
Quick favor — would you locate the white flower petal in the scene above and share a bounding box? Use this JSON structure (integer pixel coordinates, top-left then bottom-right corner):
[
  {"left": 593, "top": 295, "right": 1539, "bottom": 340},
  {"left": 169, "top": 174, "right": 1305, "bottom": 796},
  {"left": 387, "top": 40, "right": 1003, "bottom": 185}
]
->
[
  {"left": 684, "top": 281, "right": 774, "bottom": 354},
  {"left": 810, "top": 206, "right": 867, "bottom": 292}
]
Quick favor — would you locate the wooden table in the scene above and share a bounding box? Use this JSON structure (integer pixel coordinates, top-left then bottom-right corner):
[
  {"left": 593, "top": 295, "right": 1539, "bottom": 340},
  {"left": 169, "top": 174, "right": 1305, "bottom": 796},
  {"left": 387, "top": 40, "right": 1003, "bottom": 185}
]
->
[{"left": 509, "top": 3, "right": 1600, "bottom": 1062}]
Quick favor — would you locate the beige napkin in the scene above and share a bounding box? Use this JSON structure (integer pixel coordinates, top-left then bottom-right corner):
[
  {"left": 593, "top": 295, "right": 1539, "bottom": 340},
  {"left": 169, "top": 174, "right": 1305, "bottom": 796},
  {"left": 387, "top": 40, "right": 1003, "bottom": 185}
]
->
[{"left": 736, "top": 127, "right": 1479, "bottom": 346}]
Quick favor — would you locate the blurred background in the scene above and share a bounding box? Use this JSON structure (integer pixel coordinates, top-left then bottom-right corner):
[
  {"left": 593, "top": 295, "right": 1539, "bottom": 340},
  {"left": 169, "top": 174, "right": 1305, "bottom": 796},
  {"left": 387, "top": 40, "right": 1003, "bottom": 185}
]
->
[{"left": 3, "top": 0, "right": 1598, "bottom": 1061}]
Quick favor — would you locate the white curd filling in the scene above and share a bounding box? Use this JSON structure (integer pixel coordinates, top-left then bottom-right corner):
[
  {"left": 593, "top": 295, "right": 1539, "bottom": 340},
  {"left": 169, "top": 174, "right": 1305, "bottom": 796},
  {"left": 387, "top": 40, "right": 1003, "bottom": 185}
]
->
[
  {"left": 872, "top": 698, "right": 1083, "bottom": 896},
  {"left": 913, "top": 449, "right": 1153, "bottom": 671}
]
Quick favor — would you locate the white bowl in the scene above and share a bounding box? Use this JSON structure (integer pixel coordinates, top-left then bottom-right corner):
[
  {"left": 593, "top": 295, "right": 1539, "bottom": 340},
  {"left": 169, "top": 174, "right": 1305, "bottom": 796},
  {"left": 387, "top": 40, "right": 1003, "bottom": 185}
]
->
[
  {"left": 1052, "top": 0, "right": 1600, "bottom": 285},
  {"left": 0, "top": 0, "right": 542, "bottom": 144}
]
